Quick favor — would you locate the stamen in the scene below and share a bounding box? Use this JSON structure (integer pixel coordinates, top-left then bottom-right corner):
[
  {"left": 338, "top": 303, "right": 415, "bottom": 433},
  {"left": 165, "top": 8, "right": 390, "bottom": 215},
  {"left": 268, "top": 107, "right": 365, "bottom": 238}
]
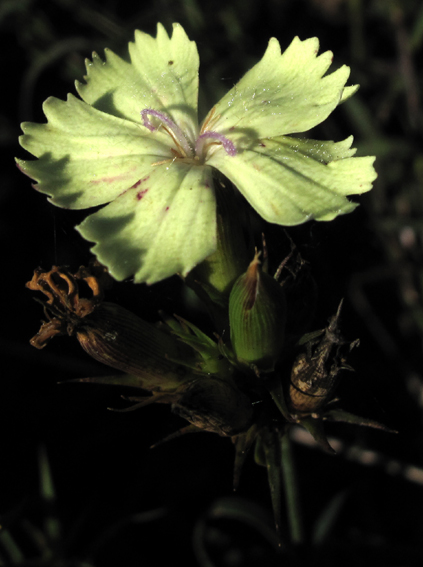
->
[
  {"left": 161, "top": 124, "right": 188, "bottom": 157},
  {"left": 200, "top": 107, "right": 220, "bottom": 134},
  {"left": 141, "top": 109, "right": 193, "bottom": 158},
  {"left": 195, "top": 131, "right": 237, "bottom": 157},
  {"left": 140, "top": 107, "right": 236, "bottom": 163}
]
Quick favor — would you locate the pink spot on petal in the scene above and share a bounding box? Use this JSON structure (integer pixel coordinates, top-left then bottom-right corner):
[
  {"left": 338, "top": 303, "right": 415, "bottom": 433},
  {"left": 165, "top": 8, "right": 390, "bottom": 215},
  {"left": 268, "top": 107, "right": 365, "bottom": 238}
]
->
[
  {"left": 89, "top": 167, "right": 137, "bottom": 185},
  {"left": 165, "top": 206, "right": 170, "bottom": 211},
  {"left": 130, "top": 176, "right": 150, "bottom": 190},
  {"left": 90, "top": 174, "right": 127, "bottom": 185},
  {"left": 136, "top": 188, "right": 149, "bottom": 200}
]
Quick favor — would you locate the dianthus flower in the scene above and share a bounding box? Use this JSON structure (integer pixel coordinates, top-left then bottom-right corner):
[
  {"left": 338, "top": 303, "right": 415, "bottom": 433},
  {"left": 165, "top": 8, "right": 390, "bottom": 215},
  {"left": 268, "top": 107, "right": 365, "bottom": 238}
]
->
[{"left": 18, "top": 24, "right": 376, "bottom": 283}]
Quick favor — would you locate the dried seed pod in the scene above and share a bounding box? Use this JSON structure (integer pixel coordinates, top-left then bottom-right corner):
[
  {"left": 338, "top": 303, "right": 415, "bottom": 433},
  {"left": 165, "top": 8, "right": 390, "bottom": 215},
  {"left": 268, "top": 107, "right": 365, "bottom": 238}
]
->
[
  {"left": 288, "top": 301, "right": 358, "bottom": 414},
  {"left": 172, "top": 377, "right": 254, "bottom": 436},
  {"left": 289, "top": 351, "right": 337, "bottom": 414},
  {"left": 229, "top": 251, "right": 286, "bottom": 372},
  {"left": 27, "top": 266, "right": 193, "bottom": 392},
  {"left": 74, "top": 301, "right": 191, "bottom": 390}
]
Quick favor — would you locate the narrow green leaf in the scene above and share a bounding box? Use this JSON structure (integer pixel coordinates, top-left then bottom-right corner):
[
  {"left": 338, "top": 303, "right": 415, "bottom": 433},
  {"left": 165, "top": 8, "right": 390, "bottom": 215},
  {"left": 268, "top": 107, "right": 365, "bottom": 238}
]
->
[
  {"left": 281, "top": 433, "right": 305, "bottom": 545},
  {"left": 0, "top": 530, "right": 25, "bottom": 564},
  {"left": 312, "top": 490, "right": 348, "bottom": 545},
  {"left": 262, "top": 429, "right": 283, "bottom": 543},
  {"left": 324, "top": 408, "right": 398, "bottom": 433},
  {"left": 299, "top": 416, "right": 336, "bottom": 454},
  {"left": 232, "top": 424, "right": 259, "bottom": 490}
]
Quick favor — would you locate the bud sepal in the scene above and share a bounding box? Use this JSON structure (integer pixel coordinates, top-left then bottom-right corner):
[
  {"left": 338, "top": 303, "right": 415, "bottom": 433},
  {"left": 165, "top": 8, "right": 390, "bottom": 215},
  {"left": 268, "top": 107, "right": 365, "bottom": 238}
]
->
[{"left": 229, "top": 251, "right": 286, "bottom": 372}]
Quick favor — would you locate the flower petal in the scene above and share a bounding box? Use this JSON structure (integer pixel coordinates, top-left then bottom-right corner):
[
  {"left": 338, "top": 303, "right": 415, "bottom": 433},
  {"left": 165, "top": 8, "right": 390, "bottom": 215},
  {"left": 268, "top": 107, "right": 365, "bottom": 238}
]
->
[
  {"left": 208, "top": 136, "right": 376, "bottom": 224},
  {"left": 17, "top": 94, "right": 171, "bottom": 209},
  {"left": 210, "top": 36, "right": 352, "bottom": 138},
  {"left": 340, "top": 84, "right": 359, "bottom": 104},
  {"left": 76, "top": 23, "right": 199, "bottom": 140},
  {"left": 77, "top": 163, "right": 216, "bottom": 284}
]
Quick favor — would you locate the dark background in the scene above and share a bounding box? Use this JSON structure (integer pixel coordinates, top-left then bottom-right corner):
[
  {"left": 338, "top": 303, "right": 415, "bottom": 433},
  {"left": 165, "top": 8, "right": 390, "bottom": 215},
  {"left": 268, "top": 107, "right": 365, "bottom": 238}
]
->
[{"left": 1, "top": 0, "right": 423, "bottom": 565}]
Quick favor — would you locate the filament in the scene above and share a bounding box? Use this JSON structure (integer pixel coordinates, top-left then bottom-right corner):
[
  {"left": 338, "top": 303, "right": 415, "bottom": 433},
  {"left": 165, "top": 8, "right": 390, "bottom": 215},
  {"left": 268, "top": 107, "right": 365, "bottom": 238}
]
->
[{"left": 141, "top": 108, "right": 193, "bottom": 157}]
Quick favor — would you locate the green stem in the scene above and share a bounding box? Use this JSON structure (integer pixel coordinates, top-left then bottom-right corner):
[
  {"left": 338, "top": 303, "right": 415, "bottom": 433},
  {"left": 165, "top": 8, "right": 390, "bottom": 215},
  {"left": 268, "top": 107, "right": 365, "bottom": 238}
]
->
[
  {"left": 262, "top": 429, "right": 283, "bottom": 544},
  {"left": 281, "top": 431, "right": 305, "bottom": 545},
  {"left": 185, "top": 177, "right": 251, "bottom": 335}
]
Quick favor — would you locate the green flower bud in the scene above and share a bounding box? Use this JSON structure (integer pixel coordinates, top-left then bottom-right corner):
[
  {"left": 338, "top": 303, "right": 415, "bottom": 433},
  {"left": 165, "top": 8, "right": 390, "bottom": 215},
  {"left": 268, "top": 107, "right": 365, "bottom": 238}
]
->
[{"left": 229, "top": 251, "right": 286, "bottom": 372}]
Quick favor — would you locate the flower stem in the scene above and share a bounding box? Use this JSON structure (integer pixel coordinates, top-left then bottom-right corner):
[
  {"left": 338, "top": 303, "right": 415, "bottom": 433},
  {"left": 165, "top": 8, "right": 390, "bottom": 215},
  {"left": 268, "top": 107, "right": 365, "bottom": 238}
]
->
[
  {"left": 281, "top": 430, "right": 305, "bottom": 545},
  {"left": 185, "top": 178, "right": 251, "bottom": 334}
]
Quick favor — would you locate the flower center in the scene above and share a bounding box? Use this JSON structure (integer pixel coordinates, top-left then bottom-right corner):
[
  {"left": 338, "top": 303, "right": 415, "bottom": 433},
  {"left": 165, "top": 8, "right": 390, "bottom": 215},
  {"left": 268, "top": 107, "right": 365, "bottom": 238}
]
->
[{"left": 141, "top": 108, "right": 236, "bottom": 163}]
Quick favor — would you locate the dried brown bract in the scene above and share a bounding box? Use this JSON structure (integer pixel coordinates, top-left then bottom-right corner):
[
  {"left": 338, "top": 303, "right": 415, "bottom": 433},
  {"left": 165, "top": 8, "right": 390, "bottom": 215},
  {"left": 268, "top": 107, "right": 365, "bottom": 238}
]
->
[
  {"left": 288, "top": 301, "right": 359, "bottom": 415},
  {"left": 26, "top": 262, "right": 111, "bottom": 348}
]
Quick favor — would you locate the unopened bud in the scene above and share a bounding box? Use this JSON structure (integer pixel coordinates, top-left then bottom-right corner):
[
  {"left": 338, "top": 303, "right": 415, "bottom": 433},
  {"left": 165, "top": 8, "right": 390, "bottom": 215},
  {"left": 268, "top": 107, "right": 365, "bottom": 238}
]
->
[
  {"left": 173, "top": 377, "right": 254, "bottom": 436},
  {"left": 229, "top": 251, "right": 286, "bottom": 372}
]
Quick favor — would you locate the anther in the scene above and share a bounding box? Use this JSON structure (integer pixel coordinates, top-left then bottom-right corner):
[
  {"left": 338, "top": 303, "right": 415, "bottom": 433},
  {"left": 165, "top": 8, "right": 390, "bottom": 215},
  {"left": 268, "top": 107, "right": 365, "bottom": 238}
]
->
[{"left": 195, "top": 131, "right": 237, "bottom": 157}]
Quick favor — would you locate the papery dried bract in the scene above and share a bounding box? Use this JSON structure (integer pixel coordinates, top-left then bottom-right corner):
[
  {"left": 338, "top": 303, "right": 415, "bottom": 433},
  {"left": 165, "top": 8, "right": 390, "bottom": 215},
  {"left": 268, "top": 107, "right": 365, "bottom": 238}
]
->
[{"left": 288, "top": 302, "right": 358, "bottom": 414}]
